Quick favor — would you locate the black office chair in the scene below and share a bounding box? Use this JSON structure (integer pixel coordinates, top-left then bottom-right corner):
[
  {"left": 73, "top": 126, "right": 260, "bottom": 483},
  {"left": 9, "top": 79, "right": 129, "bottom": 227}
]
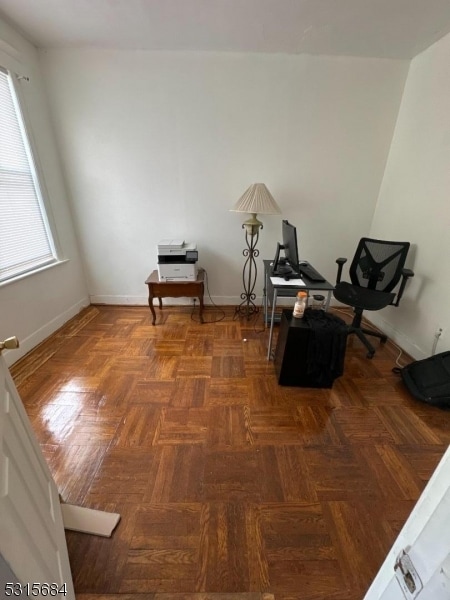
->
[{"left": 333, "top": 238, "right": 414, "bottom": 358}]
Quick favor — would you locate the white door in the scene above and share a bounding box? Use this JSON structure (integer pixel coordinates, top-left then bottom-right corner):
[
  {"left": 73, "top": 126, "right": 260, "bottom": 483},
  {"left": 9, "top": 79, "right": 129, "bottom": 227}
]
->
[
  {"left": 0, "top": 346, "right": 75, "bottom": 598},
  {"left": 364, "top": 444, "right": 450, "bottom": 599}
]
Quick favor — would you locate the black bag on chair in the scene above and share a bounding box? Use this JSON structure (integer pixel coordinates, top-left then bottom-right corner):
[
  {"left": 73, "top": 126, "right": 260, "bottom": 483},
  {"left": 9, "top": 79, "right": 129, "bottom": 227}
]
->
[{"left": 400, "top": 351, "right": 450, "bottom": 408}]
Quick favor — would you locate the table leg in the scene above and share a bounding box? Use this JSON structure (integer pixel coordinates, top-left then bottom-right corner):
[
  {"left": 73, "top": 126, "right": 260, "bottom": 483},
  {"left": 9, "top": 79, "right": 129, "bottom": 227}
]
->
[
  {"left": 267, "top": 289, "right": 278, "bottom": 360},
  {"left": 158, "top": 297, "right": 162, "bottom": 310},
  {"left": 148, "top": 289, "right": 156, "bottom": 326}
]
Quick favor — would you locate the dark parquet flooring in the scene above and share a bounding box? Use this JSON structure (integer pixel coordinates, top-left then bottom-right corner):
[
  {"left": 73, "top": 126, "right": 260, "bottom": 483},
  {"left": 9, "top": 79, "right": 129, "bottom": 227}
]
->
[{"left": 10, "top": 305, "right": 450, "bottom": 600}]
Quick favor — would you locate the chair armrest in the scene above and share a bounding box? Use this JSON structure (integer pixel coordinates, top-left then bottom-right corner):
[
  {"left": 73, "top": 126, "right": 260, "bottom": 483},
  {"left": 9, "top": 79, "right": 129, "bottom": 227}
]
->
[
  {"left": 392, "top": 268, "right": 414, "bottom": 307},
  {"left": 335, "top": 257, "right": 347, "bottom": 284}
]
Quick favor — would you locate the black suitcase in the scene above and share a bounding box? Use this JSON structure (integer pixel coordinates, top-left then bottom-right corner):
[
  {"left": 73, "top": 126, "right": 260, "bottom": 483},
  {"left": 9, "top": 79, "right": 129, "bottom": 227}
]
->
[{"left": 400, "top": 351, "right": 450, "bottom": 408}]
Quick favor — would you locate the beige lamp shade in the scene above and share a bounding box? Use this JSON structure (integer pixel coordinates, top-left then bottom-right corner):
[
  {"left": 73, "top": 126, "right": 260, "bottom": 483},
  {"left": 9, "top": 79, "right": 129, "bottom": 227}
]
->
[
  {"left": 230, "top": 183, "right": 281, "bottom": 215},
  {"left": 231, "top": 183, "right": 281, "bottom": 236}
]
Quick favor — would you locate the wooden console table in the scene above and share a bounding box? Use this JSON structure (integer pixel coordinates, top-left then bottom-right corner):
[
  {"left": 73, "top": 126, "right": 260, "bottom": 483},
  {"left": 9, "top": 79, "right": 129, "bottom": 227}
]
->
[{"left": 145, "top": 269, "right": 205, "bottom": 325}]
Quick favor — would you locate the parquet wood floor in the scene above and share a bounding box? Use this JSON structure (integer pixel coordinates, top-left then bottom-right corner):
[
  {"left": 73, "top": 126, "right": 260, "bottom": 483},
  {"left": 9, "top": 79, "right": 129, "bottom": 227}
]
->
[{"left": 11, "top": 305, "right": 450, "bottom": 600}]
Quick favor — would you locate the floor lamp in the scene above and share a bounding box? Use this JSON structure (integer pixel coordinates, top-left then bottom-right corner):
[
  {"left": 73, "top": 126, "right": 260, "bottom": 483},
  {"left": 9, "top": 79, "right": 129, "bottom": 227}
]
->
[{"left": 230, "top": 183, "right": 281, "bottom": 319}]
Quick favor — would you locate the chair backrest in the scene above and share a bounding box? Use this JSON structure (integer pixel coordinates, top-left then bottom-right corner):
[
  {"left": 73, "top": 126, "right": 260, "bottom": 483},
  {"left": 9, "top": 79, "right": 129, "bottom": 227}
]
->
[{"left": 349, "top": 238, "right": 410, "bottom": 292}]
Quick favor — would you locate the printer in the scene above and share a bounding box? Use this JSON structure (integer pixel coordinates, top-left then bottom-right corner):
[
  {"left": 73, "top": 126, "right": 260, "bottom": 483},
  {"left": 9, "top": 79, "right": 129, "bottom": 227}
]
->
[{"left": 157, "top": 239, "right": 199, "bottom": 281}]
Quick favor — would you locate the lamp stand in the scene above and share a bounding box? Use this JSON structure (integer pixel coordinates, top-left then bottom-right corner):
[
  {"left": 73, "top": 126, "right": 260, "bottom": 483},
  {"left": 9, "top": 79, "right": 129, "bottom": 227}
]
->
[{"left": 235, "top": 218, "right": 262, "bottom": 320}]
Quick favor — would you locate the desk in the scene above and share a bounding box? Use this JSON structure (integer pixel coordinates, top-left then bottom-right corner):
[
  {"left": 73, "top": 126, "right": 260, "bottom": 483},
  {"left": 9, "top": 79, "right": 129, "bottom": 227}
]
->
[
  {"left": 263, "top": 259, "right": 334, "bottom": 360},
  {"left": 145, "top": 269, "right": 205, "bottom": 325}
]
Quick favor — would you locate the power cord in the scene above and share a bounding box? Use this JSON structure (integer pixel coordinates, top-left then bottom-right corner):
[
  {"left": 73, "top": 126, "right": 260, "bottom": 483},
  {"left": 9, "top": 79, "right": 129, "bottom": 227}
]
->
[
  {"left": 190, "top": 269, "right": 226, "bottom": 324},
  {"left": 253, "top": 297, "right": 268, "bottom": 334},
  {"left": 432, "top": 328, "right": 443, "bottom": 356}
]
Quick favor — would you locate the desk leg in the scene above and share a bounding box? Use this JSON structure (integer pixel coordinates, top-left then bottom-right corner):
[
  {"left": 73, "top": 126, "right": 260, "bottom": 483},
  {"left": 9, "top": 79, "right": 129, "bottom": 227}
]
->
[
  {"left": 148, "top": 288, "right": 157, "bottom": 326},
  {"left": 267, "top": 289, "right": 278, "bottom": 360},
  {"left": 199, "top": 292, "right": 204, "bottom": 324},
  {"left": 263, "top": 270, "right": 268, "bottom": 327}
]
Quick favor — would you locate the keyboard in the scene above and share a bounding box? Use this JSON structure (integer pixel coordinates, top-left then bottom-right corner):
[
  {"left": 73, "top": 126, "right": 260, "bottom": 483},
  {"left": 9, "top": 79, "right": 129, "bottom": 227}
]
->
[{"left": 298, "top": 263, "right": 326, "bottom": 282}]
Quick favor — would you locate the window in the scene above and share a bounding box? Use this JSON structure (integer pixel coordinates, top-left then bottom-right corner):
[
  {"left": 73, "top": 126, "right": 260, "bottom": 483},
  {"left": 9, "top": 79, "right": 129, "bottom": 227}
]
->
[{"left": 0, "top": 67, "right": 57, "bottom": 283}]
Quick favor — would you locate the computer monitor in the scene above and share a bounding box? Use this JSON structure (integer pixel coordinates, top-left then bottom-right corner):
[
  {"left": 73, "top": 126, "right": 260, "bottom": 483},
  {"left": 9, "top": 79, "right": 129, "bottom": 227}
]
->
[
  {"left": 282, "top": 220, "right": 300, "bottom": 275},
  {"left": 272, "top": 219, "right": 300, "bottom": 277}
]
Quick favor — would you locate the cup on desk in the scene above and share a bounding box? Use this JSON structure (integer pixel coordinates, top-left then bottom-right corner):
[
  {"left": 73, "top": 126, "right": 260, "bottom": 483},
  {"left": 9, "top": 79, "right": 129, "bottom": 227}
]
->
[{"left": 310, "top": 294, "right": 326, "bottom": 310}]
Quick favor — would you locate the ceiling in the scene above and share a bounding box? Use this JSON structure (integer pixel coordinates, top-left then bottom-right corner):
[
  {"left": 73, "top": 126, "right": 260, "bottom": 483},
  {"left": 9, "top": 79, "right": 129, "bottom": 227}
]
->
[{"left": 1, "top": 0, "right": 450, "bottom": 60}]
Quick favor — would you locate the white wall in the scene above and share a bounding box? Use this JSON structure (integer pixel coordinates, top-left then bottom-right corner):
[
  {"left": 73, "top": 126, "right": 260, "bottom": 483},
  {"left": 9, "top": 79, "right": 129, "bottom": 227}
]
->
[
  {"left": 39, "top": 49, "right": 408, "bottom": 306},
  {"left": 0, "top": 18, "right": 89, "bottom": 366},
  {"left": 369, "top": 31, "right": 450, "bottom": 359}
]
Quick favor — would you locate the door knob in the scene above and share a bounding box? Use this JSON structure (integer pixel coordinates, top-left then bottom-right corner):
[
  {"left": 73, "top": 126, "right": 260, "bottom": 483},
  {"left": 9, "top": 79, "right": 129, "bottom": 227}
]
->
[{"left": 0, "top": 336, "right": 20, "bottom": 353}]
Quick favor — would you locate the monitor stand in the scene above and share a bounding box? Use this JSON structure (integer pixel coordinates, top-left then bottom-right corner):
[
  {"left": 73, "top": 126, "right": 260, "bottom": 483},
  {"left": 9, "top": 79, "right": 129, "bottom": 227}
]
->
[
  {"left": 272, "top": 242, "right": 302, "bottom": 278},
  {"left": 274, "top": 264, "right": 291, "bottom": 275}
]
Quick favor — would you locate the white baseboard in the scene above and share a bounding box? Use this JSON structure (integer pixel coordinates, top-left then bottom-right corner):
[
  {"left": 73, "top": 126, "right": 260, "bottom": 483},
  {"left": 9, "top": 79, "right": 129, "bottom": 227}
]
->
[
  {"left": 89, "top": 294, "right": 261, "bottom": 306},
  {"left": 359, "top": 313, "right": 427, "bottom": 361},
  {"left": 325, "top": 301, "right": 427, "bottom": 361},
  {"left": 90, "top": 295, "right": 149, "bottom": 305},
  {"left": 88, "top": 295, "right": 320, "bottom": 311},
  {"left": 5, "top": 296, "right": 90, "bottom": 367}
]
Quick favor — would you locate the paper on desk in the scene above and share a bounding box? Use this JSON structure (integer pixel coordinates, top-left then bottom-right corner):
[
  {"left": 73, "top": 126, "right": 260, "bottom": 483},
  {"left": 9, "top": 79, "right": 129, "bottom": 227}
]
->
[{"left": 270, "top": 276, "right": 306, "bottom": 286}]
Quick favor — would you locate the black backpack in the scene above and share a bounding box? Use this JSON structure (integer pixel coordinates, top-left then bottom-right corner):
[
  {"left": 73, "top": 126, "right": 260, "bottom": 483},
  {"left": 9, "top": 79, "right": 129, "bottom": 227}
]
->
[{"left": 399, "top": 351, "right": 450, "bottom": 409}]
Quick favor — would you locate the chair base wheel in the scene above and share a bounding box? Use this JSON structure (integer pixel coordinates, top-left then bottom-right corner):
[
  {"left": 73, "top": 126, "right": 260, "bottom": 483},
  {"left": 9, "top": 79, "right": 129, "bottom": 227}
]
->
[{"left": 366, "top": 351, "right": 375, "bottom": 359}]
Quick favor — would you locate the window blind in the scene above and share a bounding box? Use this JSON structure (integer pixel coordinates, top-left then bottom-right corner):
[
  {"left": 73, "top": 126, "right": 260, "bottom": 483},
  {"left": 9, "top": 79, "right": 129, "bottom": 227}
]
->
[{"left": 0, "top": 67, "right": 56, "bottom": 283}]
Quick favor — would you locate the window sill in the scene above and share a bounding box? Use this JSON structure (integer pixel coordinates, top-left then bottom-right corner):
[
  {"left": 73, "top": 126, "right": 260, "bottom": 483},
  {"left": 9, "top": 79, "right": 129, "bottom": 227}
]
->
[{"left": 0, "top": 259, "right": 70, "bottom": 288}]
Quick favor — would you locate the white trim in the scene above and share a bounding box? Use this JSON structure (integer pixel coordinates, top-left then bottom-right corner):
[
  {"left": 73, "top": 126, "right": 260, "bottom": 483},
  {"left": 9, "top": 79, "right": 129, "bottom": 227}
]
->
[
  {"left": 90, "top": 295, "right": 152, "bottom": 306},
  {"left": 0, "top": 68, "right": 60, "bottom": 282},
  {"left": 3, "top": 296, "right": 90, "bottom": 367},
  {"left": 89, "top": 294, "right": 260, "bottom": 306},
  {"left": 10, "top": 71, "right": 64, "bottom": 258},
  {"left": 368, "top": 313, "right": 426, "bottom": 360},
  {"left": 328, "top": 301, "right": 426, "bottom": 360},
  {"left": 0, "top": 259, "right": 69, "bottom": 288}
]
